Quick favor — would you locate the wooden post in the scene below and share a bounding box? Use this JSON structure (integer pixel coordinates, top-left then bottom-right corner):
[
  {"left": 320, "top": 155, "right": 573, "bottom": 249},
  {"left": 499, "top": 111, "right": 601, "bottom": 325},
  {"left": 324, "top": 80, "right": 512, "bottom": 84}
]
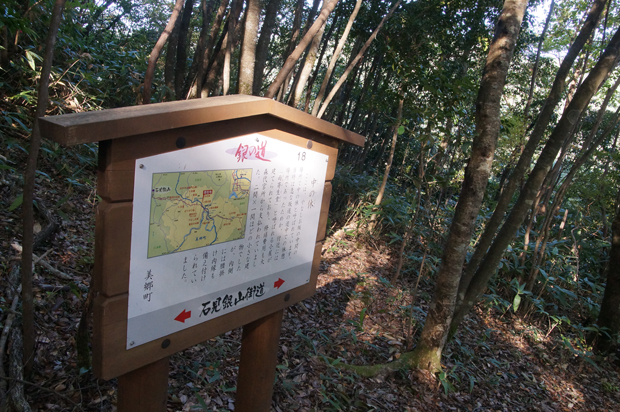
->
[
  {"left": 235, "top": 309, "right": 284, "bottom": 412},
  {"left": 117, "top": 357, "right": 169, "bottom": 412}
]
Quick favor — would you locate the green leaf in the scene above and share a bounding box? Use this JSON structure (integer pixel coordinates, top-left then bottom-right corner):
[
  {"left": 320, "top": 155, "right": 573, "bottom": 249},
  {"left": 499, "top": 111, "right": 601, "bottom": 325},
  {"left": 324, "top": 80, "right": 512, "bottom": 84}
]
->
[
  {"left": 397, "top": 125, "right": 405, "bottom": 135},
  {"left": 469, "top": 375, "right": 476, "bottom": 393},
  {"left": 512, "top": 294, "right": 521, "bottom": 312},
  {"left": 25, "top": 50, "right": 36, "bottom": 70},
  {"left": 8, "top": 194, "right": 23, "bottom": 211},
  {"left": 194, "top": 391, "right": 209, "bottom": 409}
]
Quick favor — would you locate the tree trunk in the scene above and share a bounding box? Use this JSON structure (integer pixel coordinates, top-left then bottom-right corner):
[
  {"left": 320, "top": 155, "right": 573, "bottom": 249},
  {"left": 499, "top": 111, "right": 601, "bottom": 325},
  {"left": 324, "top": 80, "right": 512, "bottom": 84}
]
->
[
  {"left": 311, "top": 0, "right": 362, "bottom": 116},
  {"left": 265, "top": 0, "right": 340, "bottom": 99},
  {"left": 21, "top": 0, "right": 66, "bottom": 377},
  {"left": 175, "top": 0, "right": 195, "bottom": 99},
  {"left": 274, "top": 0, "right": 306, "bottom": 101},
  {"left": 251, "top": 0, "right": 281, "bottom": 96},
  {"left": 288, "top": 0, "right": 333, "bottom": 107},
  {"left": 238, "top": 0, "right": 260, "bottom": 95},
  {"left": 452, "top": 25, "right": 620, "bottom": 338},
  {"left": 457, "top": 0, "right": 607, "bottom": 304},
  {"left": 143, "top": 0, "right": 185, "bottom": 104},
  {"left": 523, "top": 0, "right": 554, "bottom": 121},
  {"left": 411, "top": 0, "right": 528, "bottom": 372},
  {"left": 222, "top": 0, "right": 244, "bottom": 95},
  {"left": 164, "top": 10, "right": 181, "bottom": 99},
  {"left": 183, "top": 0, "right": 216, "bottom": 98},
  {"left": 222, "top": 15, "right": 234, "bottom": 95},
  {"left": 302, "top": 17, "right": 339, "bottom": 111},
  {"left": 315, "top": 0, "right": 401, "bottom": 118},
  {"left": 596, "top": 188, "right": 620, "bottom": 353},
  {"left": 188, "top": 0, "right": 230, "bottom": 98},
  {"left": 369, "top": 95, "right": 404, "bottom": 230}
]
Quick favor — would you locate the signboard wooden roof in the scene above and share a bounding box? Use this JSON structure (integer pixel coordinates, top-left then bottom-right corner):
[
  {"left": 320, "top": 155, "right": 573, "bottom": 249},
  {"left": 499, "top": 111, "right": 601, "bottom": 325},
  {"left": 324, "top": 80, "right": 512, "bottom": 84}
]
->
[
  {"left": 39, "top": 96, "right": 364, "bottom": 380},
  {"left": 40, "top": 95, "right": 364, "bottom": 147}
]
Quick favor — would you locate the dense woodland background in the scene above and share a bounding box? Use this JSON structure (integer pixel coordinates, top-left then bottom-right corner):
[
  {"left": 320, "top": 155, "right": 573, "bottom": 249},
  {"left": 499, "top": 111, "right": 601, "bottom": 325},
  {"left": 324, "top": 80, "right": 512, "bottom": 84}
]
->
[{"left": 2, "top": 0, "right": 620, "bottom": 410}]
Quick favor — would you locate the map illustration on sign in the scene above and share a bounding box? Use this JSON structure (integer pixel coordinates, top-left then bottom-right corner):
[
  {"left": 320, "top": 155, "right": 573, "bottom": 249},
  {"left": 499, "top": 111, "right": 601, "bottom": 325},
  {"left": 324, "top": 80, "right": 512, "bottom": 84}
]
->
[
  {"left": 148, "top": 169, "right": 252, "bottom": 258},
  {"left": 128, "top": 134, "right": 328, "bottom": 348}
]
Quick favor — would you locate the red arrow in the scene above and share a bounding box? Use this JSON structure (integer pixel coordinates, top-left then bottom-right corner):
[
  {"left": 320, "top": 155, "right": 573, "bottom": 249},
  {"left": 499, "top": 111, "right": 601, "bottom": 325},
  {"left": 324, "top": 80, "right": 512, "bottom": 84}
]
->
[
  {"left": 274, "top": 278, "right": 285, "bottom": 289},
  {"left": 175, "top": 309, "right": 191, "bottom": 323}
]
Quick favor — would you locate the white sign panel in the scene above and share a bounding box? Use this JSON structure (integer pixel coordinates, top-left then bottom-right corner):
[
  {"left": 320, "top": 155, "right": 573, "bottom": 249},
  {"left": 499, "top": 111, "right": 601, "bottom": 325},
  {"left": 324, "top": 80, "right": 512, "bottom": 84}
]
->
[{"left": 127, "top": 133, "right": 328, "bottom": 348}]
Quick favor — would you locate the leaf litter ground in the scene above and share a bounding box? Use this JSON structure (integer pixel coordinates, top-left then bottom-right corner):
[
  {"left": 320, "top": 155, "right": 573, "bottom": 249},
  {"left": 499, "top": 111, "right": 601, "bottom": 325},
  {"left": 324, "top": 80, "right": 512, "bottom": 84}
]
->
[{"left": 1, "top": 159, "right": 620, "bottom": 411}]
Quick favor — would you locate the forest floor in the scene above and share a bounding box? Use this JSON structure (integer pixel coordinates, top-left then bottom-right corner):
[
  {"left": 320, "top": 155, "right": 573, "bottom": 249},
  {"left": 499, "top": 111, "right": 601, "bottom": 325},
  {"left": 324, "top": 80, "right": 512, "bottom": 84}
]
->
[{"left": 2, "top": 158, "right": 620, "bottom": 411}]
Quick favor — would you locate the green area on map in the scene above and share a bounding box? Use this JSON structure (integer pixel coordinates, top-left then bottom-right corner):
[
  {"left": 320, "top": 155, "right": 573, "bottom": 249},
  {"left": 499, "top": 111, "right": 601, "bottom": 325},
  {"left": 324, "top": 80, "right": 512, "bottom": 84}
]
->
[{"left": 147, "top": 169, "right": 252, "bottom": 258}]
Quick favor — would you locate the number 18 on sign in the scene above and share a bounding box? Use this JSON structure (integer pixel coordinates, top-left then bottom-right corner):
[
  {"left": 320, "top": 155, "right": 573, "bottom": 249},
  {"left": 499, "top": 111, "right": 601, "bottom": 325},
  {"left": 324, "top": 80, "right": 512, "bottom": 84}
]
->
[{"left": 127, "top": 134, "right": 327, "bottom": 348}]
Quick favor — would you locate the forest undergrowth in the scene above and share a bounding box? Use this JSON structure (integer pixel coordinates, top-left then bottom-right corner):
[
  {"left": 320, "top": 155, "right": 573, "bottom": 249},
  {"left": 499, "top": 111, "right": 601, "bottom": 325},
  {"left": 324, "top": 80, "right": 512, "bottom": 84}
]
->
[{"left": 1, "top": 142, "right": 619, "bottom": 411}]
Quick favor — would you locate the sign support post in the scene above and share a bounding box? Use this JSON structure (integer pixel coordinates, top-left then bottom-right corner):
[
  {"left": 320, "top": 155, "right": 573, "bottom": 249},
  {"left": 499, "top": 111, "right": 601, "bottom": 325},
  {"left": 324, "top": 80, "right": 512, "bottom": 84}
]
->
[
  {"left": 117, "top": 357, "right": 169, "bottom": 411},
  {"left": 40, "top": 95, "right": 364, "bottom": 410},
  {"left": 236, "top": 309, "right": 284, "bottom": 412}
]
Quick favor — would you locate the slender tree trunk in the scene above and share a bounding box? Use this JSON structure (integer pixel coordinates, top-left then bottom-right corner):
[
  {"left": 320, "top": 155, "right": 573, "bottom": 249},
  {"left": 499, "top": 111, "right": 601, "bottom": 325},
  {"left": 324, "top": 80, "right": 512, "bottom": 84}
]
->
[
  {"left": 175, "top": 0, "right": 195, "bottom": 99},
  {"left": 22, "top": 0, "right": 66, "bottom": 376},
  {"left": 188, "top": 0, "right": 230, "bottom": 98},
  {"left": 274, "top": 0, "right": 307, "bottom": 102},
  {"left": 183, "top": 0, "right": 216, "bottom": 98},
  {"left": 523, "top": 0, "right": 554, "bottom": 121},
  {"left": 596, "top": 187, "right": 620, "bottom": 352},
  {"left": 252, "top": 0, "right": 282, "bottom": 95},
  {"left": 457, "top": 0, "right": 607, "bottom": 303},
  {"left": 238, "top": 0, "right": 260, "bottom": 95},
  {"left": 265, "top": 0, "right": 340, "bottom": 99},
  {"left": 143, "top": 0, "right": 185, "bottom": 104},
  {"left": 369, "top": 95, "right": 404, "bottom": 230},
  {"left": 222, "top": 15, "right": 234, "bottom": 95},
  {"left": 302, "top": 17, "right": 339, "bottom": 111},
  {"left": 530, "top": 103, "right": 620, "bottom": 285},
  {"left": 452, "top": 25, "right": 620, "bottom": 337},
  {"left": 288, "top": 0, "right": 332, "bottom": 107},
  {"left": 522, "top": 75, "right": 620, "bottom": 288},
  {"left": 410, "top": 0, "right": 528, "bottom": 372},
  {"left": 204, "top": 0, "right": 243, "bottom": 96},
  {"left": 311, "top": 0, "right": 362, "bottom": 116},
  {"left": 316, "top": 0, "right": 401, "bottom": 118},
  {"left": 164, "top": 10, "right": 181, "bottom": 99},
  {"left": 222, "top": 0, "right": 243, "bottom": 95}
]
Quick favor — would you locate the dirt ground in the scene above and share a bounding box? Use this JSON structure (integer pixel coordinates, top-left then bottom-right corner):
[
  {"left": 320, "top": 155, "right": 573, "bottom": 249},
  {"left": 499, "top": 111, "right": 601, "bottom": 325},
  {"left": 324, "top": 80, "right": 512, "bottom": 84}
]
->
[{"left": 2, "top": 160, "right": 620, "bottom": 411}]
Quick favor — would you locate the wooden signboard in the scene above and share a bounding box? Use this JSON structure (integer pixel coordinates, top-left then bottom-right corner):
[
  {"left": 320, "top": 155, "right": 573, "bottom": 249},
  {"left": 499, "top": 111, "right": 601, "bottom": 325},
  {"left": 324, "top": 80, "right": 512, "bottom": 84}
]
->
[{"left": 40, "top": 95, "right": 364, "bottom": 411}]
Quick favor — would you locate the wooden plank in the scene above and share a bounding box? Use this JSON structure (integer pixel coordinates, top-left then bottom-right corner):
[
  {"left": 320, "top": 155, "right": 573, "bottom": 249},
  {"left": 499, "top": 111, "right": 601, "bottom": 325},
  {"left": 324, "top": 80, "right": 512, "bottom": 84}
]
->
[
  {"left": 93, "top": 241, "right": 322, "bottom": 380},
  {"left": 235, "top": 310, "right": 283, "bottom": 412},
  {"left": 117, "top": 357, "right": 169, "bottom": 412},
  {"left": 98, "top": 119, "right": 339, "bottom": 202},
  {"left": 39, "top": 95, "right": 365, "bottom": 147},
  {"left": 95, "top": 201, "right": 132, "bottom": 297},
  {"left": 317, "top": 182, "right": 332, "bottom": 242}
]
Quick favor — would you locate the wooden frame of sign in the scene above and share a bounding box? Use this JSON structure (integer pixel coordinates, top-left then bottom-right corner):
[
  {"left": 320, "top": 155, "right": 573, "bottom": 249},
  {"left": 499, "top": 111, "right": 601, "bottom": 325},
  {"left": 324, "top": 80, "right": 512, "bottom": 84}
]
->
[{"left": 40, "top": 95, "right": 364, "bottom": 412}]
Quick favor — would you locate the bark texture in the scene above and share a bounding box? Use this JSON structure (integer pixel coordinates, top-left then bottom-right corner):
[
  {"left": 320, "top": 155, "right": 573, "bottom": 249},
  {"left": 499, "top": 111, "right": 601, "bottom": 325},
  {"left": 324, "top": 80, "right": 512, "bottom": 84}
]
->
[
  {"left": 175, "top": 0, "right": 195, "bottom": 98},
  {"left": 596, "top": 191, "right": 620, "bottom": 352},
  {"left": 21, "top": 0, "right": 66, "bottom": 377},
  {"left": 252, "top": 0, "right": 281, "bottom": 95},
  {"left": 184, "top": 0, "right": 216, "bottom": 98},
  {"left": 311, "top": 0, "right": 362, "bottom": 116},
  {"left": 189, "top": 0, "right": 230, "bottom": 98},
  {"left": 238, "top": 0, "right": 260, "bottom": 95},
  {"left": 452, "top": 25, "right": 620, "bottom": 336},
  {"left": 369, "top": 94, "right": 404, "bottom": 230},
  {"left": 457, "top": 0, "right": 608, "bottom": 307},
  {"left": 143, "top": 0, "right": 185, "bottom": 104},
  {"left": 411, "top": 0, "right": 528, "bottom": 372},
  {"left": 315, "top": 0, "right": 401, "bottom": 118},
  {"left": 265, "top": 0, "right": 340, "bottom": 99}
]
